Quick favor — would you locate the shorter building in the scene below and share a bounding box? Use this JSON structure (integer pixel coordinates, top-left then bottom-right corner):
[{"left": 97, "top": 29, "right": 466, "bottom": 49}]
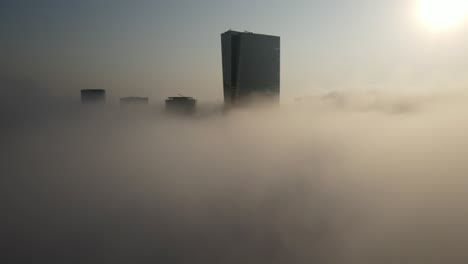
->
[
  {"left": 165, "top": 96, "right": 197, "bottom": 115},
  {"left": 120, "top": 97, "right": 149, "bottom": 107},
  {"left": 81, "top": 89, "right": 106, "bottom": 104}
]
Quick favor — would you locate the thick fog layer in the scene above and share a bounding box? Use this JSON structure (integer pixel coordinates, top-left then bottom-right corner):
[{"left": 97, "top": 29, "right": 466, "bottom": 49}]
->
[{"left": 3, "top": 87, "right": 468, "bottom": 263}]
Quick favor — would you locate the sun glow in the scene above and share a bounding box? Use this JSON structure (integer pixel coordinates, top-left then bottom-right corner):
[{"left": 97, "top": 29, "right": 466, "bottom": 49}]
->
[{"left": 418, "top": 0, "right": 468, "bottom": 30}]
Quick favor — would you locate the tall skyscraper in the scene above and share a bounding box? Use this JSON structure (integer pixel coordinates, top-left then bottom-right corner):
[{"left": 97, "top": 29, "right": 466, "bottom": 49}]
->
[{"left": 221, "top": 30, "right": 280, "bottom": 106}]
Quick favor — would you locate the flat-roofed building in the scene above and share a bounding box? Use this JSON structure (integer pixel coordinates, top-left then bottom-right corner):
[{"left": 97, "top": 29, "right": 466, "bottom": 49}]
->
[{"left": 165, "top": 96, "right": 197, "bottom": 115}]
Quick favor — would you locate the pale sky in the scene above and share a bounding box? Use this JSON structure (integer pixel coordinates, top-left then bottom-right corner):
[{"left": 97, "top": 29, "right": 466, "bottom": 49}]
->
[{"left": 1, "top": 0, "right": 468, "bottom": 102}]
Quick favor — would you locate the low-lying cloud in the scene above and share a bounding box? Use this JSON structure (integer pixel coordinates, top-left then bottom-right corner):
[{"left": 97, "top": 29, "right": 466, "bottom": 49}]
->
[{"left": 3, "top": 88, "right": 468, "bottom": 263}]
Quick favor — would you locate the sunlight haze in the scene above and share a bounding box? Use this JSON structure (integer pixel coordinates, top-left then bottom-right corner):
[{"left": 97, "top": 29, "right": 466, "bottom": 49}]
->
[
  {"left": 418, "top": 0, "right": 468, "bottom": 31},
  {"left": 1, "top": 0, "right": 468, "bottom": 102}
]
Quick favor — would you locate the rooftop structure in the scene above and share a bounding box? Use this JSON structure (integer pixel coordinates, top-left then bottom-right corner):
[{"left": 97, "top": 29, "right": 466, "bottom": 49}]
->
[{"left": 165, "top": 96, "right": 197, "bottom": 115}]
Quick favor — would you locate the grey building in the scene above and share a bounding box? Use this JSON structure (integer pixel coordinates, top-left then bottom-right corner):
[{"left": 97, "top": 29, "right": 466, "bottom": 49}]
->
[
  {"left": 81, "top": 89, "right": 106, "bottom": 104},
  {"left": 221, "top": 30, "right": 280, "bottom": 106},
  {"left": 165, "top": 96, "right": 197, "bottom": 115}
]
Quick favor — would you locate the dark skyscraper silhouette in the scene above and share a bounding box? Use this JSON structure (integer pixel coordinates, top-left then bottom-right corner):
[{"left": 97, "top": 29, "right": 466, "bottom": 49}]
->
[
  {"left": 80, "top": 89, "right": 106, "bottom": 104},
  {"left": 221, "top": 30, "right": 280, "bottom": 107},
  {"left": 165, "top": 96, "right": 197, "bottom": 115}
]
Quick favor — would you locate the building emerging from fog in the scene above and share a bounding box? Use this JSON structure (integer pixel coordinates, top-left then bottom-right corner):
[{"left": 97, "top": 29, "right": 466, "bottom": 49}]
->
[
  {"left": 221, "top": 30, "right": 280, "bottom": 106},
  {"left": 165, "top": 96, "right": 197, "bottom": 115},
  {"left": 81, "top": 89, "right": 106, "bottom": 104}
]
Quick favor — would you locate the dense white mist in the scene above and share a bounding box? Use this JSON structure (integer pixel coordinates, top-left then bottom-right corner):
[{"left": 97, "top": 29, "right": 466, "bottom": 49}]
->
[{"left": 3, "top": 89, "right": 468, "bottom": 263}]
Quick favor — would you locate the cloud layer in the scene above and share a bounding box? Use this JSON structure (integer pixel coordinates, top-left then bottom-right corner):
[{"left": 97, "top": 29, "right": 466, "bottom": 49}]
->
[{"left": 3, "top": 88, "right": 468, "bottom": 263}]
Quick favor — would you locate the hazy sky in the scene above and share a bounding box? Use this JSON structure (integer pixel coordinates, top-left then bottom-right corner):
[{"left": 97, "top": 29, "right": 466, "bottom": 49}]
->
[{"left": 2, "top": 0, "right": 468, "bottom": 102}]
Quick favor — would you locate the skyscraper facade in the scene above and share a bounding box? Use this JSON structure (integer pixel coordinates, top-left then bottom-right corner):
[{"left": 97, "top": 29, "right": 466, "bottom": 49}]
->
[{"left": 221, "top": 30, "right": 280, "bottom": 106}]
